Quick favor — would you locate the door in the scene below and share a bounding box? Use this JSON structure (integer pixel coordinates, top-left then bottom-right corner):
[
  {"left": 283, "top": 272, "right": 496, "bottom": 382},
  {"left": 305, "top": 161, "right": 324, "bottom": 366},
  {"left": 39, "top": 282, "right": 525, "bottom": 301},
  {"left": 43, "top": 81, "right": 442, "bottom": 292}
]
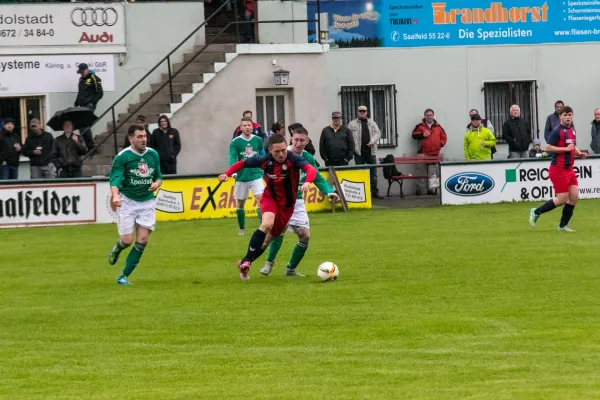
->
[{"left": 255, "top": 90, "right": 292, "bottom": 133}]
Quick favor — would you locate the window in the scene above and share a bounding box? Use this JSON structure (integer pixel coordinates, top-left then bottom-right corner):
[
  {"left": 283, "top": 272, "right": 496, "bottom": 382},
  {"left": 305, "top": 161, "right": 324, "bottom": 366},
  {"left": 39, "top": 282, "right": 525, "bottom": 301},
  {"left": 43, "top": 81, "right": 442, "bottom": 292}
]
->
[
  {"left": 255, "top": 90, "right": 291, "bottom": 133},
  {"left": 339, "top": 85, "right": 398, "bottom": 148},
  {"left": 0, "top": 96, "right": 45, "bottom": 143},
  {"left": 483, "top": 81, "right": 538, "bottom": 142}
]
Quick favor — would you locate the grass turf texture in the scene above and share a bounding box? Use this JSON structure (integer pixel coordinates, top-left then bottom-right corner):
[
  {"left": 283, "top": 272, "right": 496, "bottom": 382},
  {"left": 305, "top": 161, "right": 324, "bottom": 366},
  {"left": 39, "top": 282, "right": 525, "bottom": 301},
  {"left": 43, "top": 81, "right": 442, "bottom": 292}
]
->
[{"left": 2, "top": 201, "right": 600, "bottom": 399}]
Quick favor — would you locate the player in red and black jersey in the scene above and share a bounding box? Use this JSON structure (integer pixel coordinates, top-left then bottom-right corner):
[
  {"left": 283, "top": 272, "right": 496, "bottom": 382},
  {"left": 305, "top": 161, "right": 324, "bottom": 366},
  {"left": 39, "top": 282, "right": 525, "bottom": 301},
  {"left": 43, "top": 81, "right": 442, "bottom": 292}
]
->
[
  {"left": 218, "top": 134, "right": 317, "bottom": 280},
  {"left": 530, "top": 106, "right": 587, "bottom": 232}
]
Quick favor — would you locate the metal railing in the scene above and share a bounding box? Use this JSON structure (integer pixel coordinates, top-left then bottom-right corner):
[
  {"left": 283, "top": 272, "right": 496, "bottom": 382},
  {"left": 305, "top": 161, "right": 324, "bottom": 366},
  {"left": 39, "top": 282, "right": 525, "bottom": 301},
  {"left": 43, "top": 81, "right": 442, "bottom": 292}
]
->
[{"left": 83, "top": 0, "right": 321, "bottom": 162}]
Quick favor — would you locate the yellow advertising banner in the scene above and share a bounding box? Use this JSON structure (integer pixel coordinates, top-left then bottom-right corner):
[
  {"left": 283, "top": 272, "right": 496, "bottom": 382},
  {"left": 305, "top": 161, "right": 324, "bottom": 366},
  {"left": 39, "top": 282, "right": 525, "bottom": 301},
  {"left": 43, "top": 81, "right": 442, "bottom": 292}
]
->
[{"left": 155, "top": 169, "right": 371, "bottom": 222}]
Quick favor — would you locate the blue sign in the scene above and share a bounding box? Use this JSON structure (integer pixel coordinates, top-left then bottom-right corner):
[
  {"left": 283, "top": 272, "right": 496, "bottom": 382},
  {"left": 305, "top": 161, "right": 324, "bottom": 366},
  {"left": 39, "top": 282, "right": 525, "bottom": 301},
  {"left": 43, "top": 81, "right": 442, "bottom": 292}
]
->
[
  {"left": 307, "top": 0, "right": 600, "bottom": 48},
  {"left": 445, "top": 172, "right": 495, "bottom": 196}
]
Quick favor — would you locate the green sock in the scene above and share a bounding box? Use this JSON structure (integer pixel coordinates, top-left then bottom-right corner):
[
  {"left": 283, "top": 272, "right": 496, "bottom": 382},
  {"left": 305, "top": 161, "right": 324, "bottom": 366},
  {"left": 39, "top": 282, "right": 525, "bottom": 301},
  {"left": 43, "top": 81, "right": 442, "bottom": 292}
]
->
[
  {"left": 267, "top": 235, "right": 284, "bottom": 262},
  {"left": 257, "top": 206, "right": 262, "bottom": 223},
  {"left": 288, "top": 242, "right": 308, "bottom": 269},
  {"left": 236, "top": 208, "right": 245, "bottom": 229},
  {"left": 122, "top": 242, "right": 146, "bottom": 277},
  {"left": 113, "top": 240, "right": 130, "bottom": 253}
]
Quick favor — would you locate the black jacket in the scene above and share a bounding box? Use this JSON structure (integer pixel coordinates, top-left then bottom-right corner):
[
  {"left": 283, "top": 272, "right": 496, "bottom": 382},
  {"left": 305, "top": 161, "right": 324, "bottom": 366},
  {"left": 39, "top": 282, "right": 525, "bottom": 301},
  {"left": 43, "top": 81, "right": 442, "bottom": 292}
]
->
[
  {"left": 75, "top": 72, "right": 103, "bottom": 109},
  {"left": 149, "top": 128, "right": 181, "bottom": 162},
  {"left": 54, "top": 134, "right": 87, "bottom": 168},
  {"left": 0, "top": 129, "right": 23, "bottom": 167},
  {"left": 23, "top": 131, "right": 55, "bottom": 166},
  {"left": 319, "top": 125, "right": 354, "bottom": 163},
  {"left": 124, "top": 128, "right": 152, "bottom": 149},
  {"left": 502, "top": 117, "right": 532, "bottom": 152}
]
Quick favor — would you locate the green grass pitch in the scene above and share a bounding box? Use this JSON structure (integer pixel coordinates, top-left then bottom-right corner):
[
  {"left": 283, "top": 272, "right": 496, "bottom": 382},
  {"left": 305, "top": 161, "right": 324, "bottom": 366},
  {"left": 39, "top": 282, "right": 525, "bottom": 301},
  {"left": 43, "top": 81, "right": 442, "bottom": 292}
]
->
[{"left": 2, "top": 201, "right": 600, "bottom": 399}]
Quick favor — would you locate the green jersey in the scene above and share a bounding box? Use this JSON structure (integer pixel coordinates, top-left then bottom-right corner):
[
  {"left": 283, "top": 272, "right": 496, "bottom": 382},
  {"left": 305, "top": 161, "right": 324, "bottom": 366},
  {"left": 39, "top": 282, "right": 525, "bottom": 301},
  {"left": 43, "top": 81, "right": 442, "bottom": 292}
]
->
[
  {"left": 291, "top": 148, "right": 334, "bottom": 199},
  {"left": 229, "top": 134, "right": 264, "bottom": 182},
  {"left": 109, "top": 147, "right": 162, "bottom": 202}
]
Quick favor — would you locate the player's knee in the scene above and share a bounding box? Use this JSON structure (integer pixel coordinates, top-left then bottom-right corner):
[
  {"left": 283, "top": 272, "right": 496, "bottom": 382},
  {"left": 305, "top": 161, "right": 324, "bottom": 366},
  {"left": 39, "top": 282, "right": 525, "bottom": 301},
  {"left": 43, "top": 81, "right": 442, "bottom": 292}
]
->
[
  {"left": 298, "top": 228, "right": 310, "bottom": 243},
  {"left": 120, "top": 235, "right": 133, "bottom": 246},
  {"left": 260, "top": 221, "right": 274, "bottom": 233}
]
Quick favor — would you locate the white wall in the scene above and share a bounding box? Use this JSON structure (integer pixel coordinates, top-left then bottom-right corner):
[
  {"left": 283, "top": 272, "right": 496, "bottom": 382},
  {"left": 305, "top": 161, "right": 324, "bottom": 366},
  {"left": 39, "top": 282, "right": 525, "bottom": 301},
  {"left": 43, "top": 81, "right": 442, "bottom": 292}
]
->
[
  {"left": 326, "top": 43, "right": 600, "bottom": 163},
  {"left": 44, "top": 2, "right": 205, "bottom": 134},
  {"left": 258, "top": 0, "right": 308, "bottom": 44}
]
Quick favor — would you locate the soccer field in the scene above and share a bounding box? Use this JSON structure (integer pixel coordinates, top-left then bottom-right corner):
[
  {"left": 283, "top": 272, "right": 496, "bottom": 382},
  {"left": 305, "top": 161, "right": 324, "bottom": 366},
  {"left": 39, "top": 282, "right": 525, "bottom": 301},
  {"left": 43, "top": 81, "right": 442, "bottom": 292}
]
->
[{"left": 2, "top": 201, "right": 600, "bottom": 399}]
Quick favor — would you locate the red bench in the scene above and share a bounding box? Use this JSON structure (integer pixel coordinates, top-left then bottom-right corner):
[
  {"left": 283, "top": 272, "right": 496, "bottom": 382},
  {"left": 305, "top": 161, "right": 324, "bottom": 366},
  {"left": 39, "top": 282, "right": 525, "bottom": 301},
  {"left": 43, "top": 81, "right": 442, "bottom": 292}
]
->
[{"left": 379, "top": 155, "right": 444, "bottom": 198}]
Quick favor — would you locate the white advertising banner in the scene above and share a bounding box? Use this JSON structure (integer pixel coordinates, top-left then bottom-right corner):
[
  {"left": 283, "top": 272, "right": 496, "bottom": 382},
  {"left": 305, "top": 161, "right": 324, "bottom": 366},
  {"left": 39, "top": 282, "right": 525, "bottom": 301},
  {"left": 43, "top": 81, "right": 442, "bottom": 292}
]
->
[
  {"left": 0, "top": 3, "right": 126, "bottom": 54},
  {"left": 0, "top": 55, "right": 115, "bottom": 94},
  {"left": 441, "top": 158, "right": 600, "bottom": 205},
  {"left": 0, "top": 181, "right": 117, "bottom": 228}
]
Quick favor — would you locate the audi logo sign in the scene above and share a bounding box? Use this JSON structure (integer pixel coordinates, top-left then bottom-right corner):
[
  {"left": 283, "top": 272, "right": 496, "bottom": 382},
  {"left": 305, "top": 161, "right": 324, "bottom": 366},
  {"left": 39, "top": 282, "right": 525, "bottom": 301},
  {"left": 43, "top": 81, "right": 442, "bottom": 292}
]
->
[{"left": 71, "top": 7, "right": 119, "bottom": 27}]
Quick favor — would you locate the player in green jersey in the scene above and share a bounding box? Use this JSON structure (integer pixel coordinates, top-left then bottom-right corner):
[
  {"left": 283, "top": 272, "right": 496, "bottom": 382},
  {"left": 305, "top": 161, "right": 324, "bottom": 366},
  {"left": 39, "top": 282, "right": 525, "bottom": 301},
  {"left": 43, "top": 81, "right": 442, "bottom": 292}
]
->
[
  {"left": 229, "top": 117, "right": 265, "bottom": 235},
  {"left": 260, "top": 126, "right": 338, "bottom": 276},
  {"left": 108, "top": 125, "right": 163, "bottom": 285}
]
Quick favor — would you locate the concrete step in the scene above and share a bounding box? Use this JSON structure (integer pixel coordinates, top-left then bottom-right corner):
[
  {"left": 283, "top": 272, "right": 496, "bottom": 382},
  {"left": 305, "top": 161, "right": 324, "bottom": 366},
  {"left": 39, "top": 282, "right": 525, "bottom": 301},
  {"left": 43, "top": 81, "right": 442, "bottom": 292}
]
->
[
  {"left": 84, "top": 154, "right": 114, "bottom": 166},
  {"left": 82, "top": 163, "right": 112, "bottom": 177},
  {"left": 194, "top": 43, "right": 236, "bottom": 53},
  {"left": 116, "top": 113, "right": 162, "bottom": 125},
  {"left": 161, "top": 72, "right": 204, "bottom": 84},
  {"left": 172, "top": 62, "right": 214, "bottom": 74},
  {"left": 206, "top": 25, "right": 238, "bottom": 34},
  {"left": 139, "top": 92, "right": 183, "bottom": 104},
  {"left": 206, "top": 33, "right": 239, "bottom": 44},
  {"left": 183, "top": 52, "right": 227, "bottom": 63},
  {"left": 150, "top": 82, "right": 194, "bottom": 94},
  {"left": 128, "top": 102, "right": 171, "bottom": 114}
]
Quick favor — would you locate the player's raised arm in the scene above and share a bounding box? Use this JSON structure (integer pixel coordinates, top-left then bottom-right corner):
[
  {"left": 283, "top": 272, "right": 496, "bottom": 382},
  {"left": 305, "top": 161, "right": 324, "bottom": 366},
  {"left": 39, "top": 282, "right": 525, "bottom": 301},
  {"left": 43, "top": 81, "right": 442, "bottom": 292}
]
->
[{"left": 218, "top": 155, "right": 267, "bottom": 182}]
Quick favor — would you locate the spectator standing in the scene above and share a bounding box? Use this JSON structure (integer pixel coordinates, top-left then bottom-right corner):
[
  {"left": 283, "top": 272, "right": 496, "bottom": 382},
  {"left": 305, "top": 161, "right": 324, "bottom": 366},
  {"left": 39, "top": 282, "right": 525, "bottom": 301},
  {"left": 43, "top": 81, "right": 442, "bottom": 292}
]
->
[
  {"left": 529, "top": 138, "right": 548, "bottom": 158},
  {"left": 288, "top": 123, "right": 316, "bottom": 156},
  {"left": 124, "top": 115, "right": 152, "bottom": 149},
  {"left": 243, "top": 0, "right": 256, "bottom": 43},
  {"left": 411, "top": 109, "right": 447, "bottom": 195},
  {"left": 464, "top": 114, "right": 496, "bottom": 161},
  {"left": 0, "top": 118, "right": 23, "bottom": 180},
  {"left": 319, "top": 111, "right": 354, "bottom": 167},
  {"left": 149, "top": 115, "right": 181, "bottom": 175},
  {"left": 544, "top": 100, "right": 564, "bottom": 142},
  {"left": 23, "top": 118, "right": 56, "bottom": 179},
  {"left": 54, "top": 121, "right": 87, "bottom": 178},
  {"left": 467, "top": 108, "right": 496, "bottom": 159},
  {"left": 502, "top": 104, "right": 532, "bottom": 159},
  {"left": 232, "top": 110, "right": 266, "bottom": 140},
  {"left": 591, "top": 108, "right": 600, "bottom": 154},
  {"left": 347, "top": 105, "right": 383, "bottom": 199},
  {"left": 74, "top": 63, "right": 103, "bottom": 153}
]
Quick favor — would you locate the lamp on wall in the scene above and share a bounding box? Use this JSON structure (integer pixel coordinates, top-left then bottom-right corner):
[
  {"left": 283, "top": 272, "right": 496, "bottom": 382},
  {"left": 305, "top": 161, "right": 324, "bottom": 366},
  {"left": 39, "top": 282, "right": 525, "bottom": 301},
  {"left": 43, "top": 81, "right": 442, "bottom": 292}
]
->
[{"left": 273, "top": 64, "right": 290, "bottom": 86}]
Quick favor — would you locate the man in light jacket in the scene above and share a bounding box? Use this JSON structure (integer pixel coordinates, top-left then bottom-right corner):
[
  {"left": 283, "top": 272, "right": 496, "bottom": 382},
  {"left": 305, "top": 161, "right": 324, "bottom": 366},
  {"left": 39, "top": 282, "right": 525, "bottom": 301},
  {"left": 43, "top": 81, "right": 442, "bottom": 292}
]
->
[
  {"left": 347, "top": 105, "right": 383, "bottom": 199},
  {"left": 464, "top": 114, "right": 496, "bottom": 161}
]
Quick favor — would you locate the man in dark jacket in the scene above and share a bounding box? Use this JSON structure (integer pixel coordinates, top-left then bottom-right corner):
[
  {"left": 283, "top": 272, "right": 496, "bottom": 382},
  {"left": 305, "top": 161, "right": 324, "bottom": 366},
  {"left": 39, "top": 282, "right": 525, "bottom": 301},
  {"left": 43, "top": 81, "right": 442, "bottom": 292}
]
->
[
  {"left": 54, "top": 121, "right": 88, "bottom": 178},
  {"left": 75, "top": 63, "right": 103, "bottom": 153},
  {"left": 124, "top": 115, "right": 152, "bottom": 149},
  {"left": 544, "top": 100, "right": 564, "bottom": 141},
  {"left": 24, "top": 118, "right": 56, "bottom": 179},
  {"left": 149, "top": 115, "right": 181, "bottom": 174},
  {"left": 591, "top": 108, "right": 600, "bottom": 154},
  {"left": 0, "top": 118, "right": 23, "bottom": 180},
  {"left": 319, "top": 111, "right": 355, "bottom": 167},
  {"left": 502, "top": 104, "right": 532, "bottom": 159}
]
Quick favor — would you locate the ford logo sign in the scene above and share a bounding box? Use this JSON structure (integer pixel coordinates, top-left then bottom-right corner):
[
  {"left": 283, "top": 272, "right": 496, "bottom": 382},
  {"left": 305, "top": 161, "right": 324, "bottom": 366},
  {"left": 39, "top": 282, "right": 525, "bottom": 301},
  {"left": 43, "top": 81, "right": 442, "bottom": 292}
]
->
[{"left": 445, "top": 172, "right": 495, "bottom": 196}]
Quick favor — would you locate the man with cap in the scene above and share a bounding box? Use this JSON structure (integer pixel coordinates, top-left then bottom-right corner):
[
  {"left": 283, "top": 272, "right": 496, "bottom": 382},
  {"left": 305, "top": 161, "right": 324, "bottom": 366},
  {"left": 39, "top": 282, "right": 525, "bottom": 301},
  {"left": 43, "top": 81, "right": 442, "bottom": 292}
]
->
[
  {"left": 0, "top": 118, "right": 23, "bottom": 180},
  {"left": 464, "top": 113, "right": 496, "bottom": 161},
  {"left": 347, "top": 105, "right": 384, "bottom": 199},
  {"left": 75, "top": 62, "right": 104, "bottom": 152},
  {"left": 124, "top": 115, "right": 152, "bottom": 149},
  {"left": 319, "top": 111, "right": 355, "bottom": 167}
]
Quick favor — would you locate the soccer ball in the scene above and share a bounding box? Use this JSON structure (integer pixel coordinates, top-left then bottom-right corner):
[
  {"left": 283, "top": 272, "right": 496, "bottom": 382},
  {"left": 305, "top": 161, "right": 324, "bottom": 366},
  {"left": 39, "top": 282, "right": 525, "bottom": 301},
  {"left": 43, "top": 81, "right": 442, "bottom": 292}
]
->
[{"left": 317, "top": 262, "right": 339, "bottom": 281}]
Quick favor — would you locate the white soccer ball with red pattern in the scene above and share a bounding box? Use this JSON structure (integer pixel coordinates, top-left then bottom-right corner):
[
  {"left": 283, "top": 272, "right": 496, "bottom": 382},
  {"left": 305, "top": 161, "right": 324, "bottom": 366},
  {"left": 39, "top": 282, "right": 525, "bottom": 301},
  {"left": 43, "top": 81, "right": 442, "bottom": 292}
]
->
[{"left": 317, "top": 262, "right": 339, "bottom": 281}]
